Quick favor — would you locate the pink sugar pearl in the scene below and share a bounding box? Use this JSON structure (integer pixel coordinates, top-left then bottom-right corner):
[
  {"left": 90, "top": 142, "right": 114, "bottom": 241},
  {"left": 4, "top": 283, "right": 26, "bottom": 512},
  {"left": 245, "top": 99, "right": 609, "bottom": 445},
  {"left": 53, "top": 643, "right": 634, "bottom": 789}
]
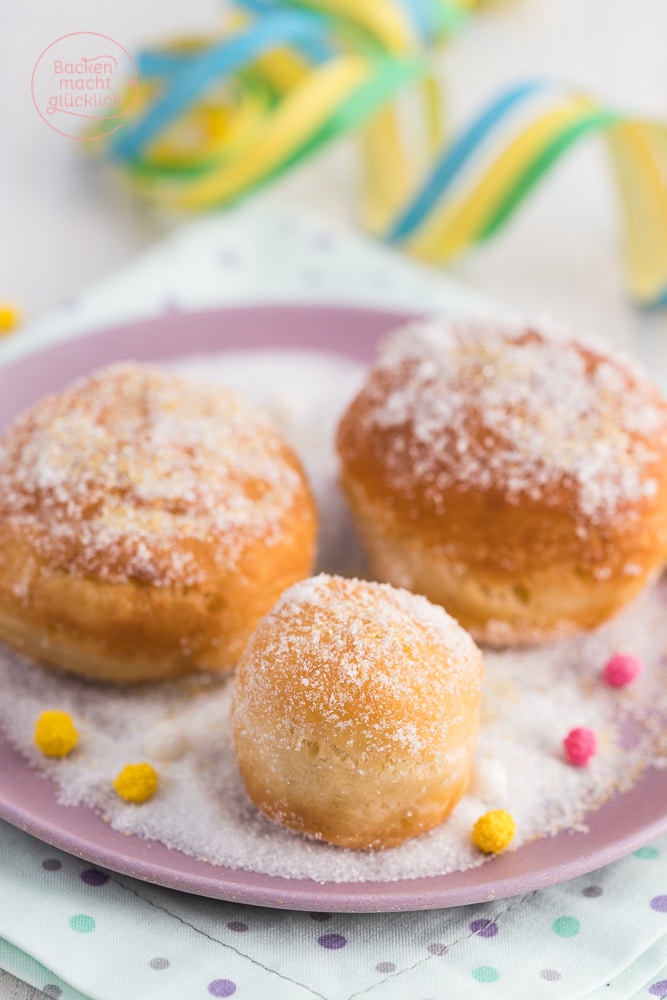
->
[
  {"left": 603, "top": 653, "right": 642, "bottom": 688},
  {"left": 563, "top": 727, "right": 597, "bottom": 766}
]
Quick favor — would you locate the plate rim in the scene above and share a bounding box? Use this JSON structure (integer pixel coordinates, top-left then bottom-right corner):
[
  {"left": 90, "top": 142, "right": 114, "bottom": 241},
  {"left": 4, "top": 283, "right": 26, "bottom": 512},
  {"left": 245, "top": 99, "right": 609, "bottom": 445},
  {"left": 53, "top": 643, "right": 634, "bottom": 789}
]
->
[
  {"left": 3, "top": 732, "right": 667, "bottom": 913},
  {"left": 1, "top": 301, "right": 666, "bottom": 913}
]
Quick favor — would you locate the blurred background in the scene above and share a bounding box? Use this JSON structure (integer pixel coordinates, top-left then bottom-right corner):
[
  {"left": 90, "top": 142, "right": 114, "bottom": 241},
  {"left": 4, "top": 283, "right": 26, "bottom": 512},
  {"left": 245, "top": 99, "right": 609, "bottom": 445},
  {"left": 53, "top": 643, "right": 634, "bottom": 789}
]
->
[{"left": 2, "top": 0, "right": 667, "bottom": 348}]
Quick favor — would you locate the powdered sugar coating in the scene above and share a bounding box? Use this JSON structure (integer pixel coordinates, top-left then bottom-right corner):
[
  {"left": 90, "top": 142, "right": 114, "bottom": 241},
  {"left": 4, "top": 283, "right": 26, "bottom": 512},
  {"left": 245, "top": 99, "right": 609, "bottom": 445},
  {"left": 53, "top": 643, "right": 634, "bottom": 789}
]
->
[
  {"left": 233, "top": 574, "right": 482, "bottom": 759},
  {"left": 0, "top": 363, "right": 304, "bottom": 586},
  {"left": 351, "top": 319, "right": 667, "bottom": 521}
]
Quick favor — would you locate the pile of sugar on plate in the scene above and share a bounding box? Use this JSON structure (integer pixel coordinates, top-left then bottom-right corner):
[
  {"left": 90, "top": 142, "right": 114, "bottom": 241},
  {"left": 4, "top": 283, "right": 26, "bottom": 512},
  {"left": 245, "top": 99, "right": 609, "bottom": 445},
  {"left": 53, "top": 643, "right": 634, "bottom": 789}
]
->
[{"left": 0, "top": 349, "right": 665, "bottom": 883}]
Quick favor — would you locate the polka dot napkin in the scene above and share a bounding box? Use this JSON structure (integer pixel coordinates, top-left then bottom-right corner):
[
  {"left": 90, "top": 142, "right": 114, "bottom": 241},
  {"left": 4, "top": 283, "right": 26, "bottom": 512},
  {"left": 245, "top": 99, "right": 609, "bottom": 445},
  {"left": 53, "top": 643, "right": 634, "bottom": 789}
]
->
[
  {"left": 1, "top": 198, "right": 666, "bottom": 1000},
  {"left": 2, "top": 819, "right": 667, "bottom": 1000}
]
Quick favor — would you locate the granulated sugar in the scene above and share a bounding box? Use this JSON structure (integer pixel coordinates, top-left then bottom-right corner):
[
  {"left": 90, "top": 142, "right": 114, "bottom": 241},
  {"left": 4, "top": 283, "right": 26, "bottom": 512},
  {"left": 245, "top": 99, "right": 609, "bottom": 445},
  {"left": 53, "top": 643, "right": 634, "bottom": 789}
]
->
[
  {"left": 0, "top": 364, "right": 307, "bottom": 587},
  {"left": 0, "top": 348, "right": 666, "bottom": 883},
  {"left": 340, "top": 318, "right": 667, "bottom": 522}
]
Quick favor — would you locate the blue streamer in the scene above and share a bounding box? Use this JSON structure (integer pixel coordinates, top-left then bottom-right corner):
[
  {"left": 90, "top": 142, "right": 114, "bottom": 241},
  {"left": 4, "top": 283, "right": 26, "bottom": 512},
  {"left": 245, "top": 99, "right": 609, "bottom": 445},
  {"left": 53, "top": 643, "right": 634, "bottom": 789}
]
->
[
  {"left": 234, "top": 0, "right": 332, "bottom": 61},
  {"left": 388, "top": 79, "right": 548, "bottom": 241},
  {"left": 138, "top": 50, "right": 205, "bottom": 79},
  {"left": 399, "top": 0, "right": 464, "bottom": 43},
  {"left": 111, "top": 11, "right": 333, "bottom": 159},
  {"left": 640, "top": 287, "right": 667, "bottom": 310},
  {"left": 398, "top": 0, "right": 433, "bottom": 42}
]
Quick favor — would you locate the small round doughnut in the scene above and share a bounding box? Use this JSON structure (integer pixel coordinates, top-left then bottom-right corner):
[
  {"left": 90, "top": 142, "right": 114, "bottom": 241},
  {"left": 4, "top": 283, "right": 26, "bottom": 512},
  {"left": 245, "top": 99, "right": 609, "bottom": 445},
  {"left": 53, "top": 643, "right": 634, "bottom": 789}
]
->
[
  {"left": 0, "top": 363, "right": 316, "bottom": 682},
  {"left": 336, "top": 318, "right": 667, "bottom": 645},
  {"left": 232, "top": 574, "right": 483, "bottom": 849}
]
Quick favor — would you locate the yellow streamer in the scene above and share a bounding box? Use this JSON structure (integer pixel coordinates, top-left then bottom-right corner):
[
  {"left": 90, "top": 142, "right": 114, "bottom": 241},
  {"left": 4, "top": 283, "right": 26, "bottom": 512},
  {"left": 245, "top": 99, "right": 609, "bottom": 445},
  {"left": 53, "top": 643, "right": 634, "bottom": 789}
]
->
[
  {"left": 407, "top": 95, "right": 593, "bottom": 261},
  {"left": 98, "top": 2, "right": 667, "bottom": 306},
  {"left": 138, "top": 54, "right": 371, "bottom": 209},
  {"left": 304, "top": 0, "right": 417, "bottom": 53},
  {"left": 607, "top": 123, "right": 667, "bottom": 302}
]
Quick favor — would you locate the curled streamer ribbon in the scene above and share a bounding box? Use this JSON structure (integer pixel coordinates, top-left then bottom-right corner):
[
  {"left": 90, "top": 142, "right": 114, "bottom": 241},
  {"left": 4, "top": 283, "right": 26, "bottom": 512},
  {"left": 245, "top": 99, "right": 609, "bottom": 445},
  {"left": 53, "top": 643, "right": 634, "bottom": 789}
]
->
[{"left": 98, "top": 0, "right": 667, "bottom": 308}]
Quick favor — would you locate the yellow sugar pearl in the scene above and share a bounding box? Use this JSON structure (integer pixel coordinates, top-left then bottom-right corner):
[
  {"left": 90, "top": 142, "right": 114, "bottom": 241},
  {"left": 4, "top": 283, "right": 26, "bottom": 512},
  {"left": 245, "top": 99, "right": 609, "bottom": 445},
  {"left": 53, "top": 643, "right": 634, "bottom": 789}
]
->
[
  {"left": 472, "top": 809, "right": 516, "bottom": 854},
  {"left": 34, "top": 710, "right": 78, "bottom": 758},
  {"left": 0, "top": 302, "right": 21, "bottom": 335},
  {"left": 113, "top": 762, "right": 158, "bottom": 803}
]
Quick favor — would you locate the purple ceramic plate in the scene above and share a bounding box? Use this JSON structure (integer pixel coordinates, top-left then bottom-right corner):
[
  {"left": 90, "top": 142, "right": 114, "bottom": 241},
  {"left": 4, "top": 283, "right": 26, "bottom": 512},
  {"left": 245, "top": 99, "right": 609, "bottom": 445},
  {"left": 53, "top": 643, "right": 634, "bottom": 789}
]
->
[{"left": 1, "top": 304, "right": 666, "bottom": 913}]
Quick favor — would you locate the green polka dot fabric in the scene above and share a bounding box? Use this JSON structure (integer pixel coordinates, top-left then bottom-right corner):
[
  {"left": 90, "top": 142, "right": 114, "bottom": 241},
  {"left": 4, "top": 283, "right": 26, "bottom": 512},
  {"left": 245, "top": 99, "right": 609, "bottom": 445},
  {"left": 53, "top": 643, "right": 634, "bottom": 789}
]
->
[
  {"left": 2, "top": 202, "right": 667, "bottom": 1000},
  {"left": 2, "top": 820, "right": 667, "bottom": 999}
]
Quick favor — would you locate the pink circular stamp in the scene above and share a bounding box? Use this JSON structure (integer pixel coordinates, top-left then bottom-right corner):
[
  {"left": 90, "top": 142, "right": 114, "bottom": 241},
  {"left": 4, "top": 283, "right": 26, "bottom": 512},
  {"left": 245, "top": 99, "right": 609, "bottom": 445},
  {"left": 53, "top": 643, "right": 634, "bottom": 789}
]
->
[{"left": 31, "top": 32, "right": 138, "bottom": 140}]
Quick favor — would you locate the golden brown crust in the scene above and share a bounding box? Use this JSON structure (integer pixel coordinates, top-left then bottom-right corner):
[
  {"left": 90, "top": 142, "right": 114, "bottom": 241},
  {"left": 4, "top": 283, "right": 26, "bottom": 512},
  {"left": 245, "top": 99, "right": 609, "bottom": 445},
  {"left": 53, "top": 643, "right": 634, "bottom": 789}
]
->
[
  {"left": 0, "top": 363, "right": 317, "bottom": 681},
  {"left": 232, "top": 575, "right": 483, "bottom": 849},
  {"left": 337, "top": 319, "right": 667, "bottom": 643}
]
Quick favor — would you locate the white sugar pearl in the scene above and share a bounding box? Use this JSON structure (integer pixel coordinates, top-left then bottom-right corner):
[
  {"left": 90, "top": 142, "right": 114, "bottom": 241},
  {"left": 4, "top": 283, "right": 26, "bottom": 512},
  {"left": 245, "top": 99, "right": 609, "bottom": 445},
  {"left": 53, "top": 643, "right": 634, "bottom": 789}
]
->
[{"left": 470, "top": 758, "right": 508, "bottom": 802}]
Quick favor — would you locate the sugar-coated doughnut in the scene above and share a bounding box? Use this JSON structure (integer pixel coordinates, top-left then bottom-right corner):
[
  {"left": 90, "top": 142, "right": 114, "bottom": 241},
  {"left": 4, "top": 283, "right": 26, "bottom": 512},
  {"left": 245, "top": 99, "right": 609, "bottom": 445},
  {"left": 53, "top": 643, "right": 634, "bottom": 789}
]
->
[
  {"left": 0, "top": 363, "right": 316, "bottom": 682},
  {"left": 336, "top": 318, "right": 667, "bottom": 645},
  {"left": 232, "top": 574, "right": 483, "bottom": 849}
]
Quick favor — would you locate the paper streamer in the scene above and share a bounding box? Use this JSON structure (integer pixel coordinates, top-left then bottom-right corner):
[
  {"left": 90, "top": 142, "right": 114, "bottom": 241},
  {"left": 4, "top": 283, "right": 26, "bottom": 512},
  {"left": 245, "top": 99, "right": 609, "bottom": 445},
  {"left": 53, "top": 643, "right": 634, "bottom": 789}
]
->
[{"left": 98, "top": 0, "right": 667, "bottom": 307}]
